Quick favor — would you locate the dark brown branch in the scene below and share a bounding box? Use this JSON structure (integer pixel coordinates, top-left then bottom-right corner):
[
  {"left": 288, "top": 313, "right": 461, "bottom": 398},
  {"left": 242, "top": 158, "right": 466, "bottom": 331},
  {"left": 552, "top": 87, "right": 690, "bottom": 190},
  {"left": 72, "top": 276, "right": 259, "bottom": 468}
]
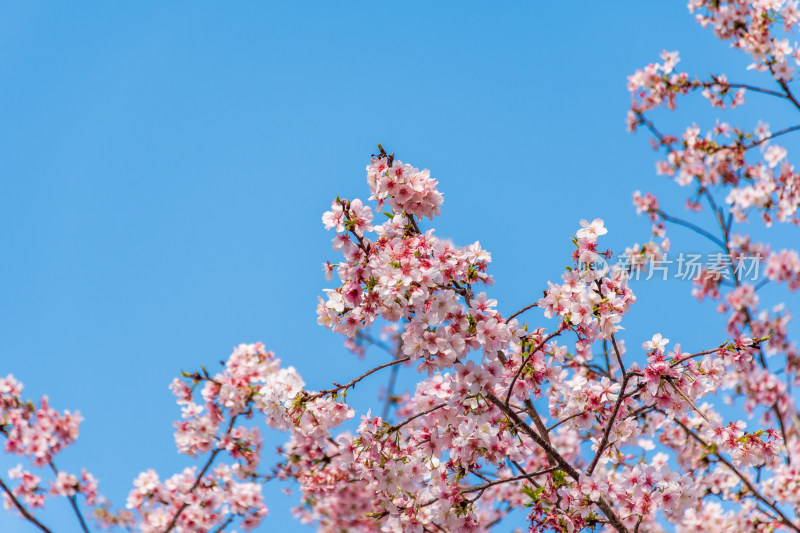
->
[
  {"left": 523, "top": 399, "right": 554, "bottom": 464},
  {"left": 743, "top": 124, "right": 800, "bottom": 150},
  {"left": 610, "top": 334, "right": 626, "bottom": 377},
  {"left": 778, "top": 79, "right": 800, "bottom": 111},
  {"left": 587, "top": 375, "right": 629, "bottom": 476},
  {"left": 504, "top": 329, "right": 563, "bottom": 406},
  {"left": 506, "top": 302, "right": 538, "bottom": 323},
  {"left": 163, "top": 399, "right": 249, "bottom": 533},
  {"left": 717, "top": 82, "right": 791, "bottom": 100},
  {"left": 485, "top": 392, "right": 630, "bottom": 533},
  {"left": 0, "top": 476, "right": 53, "bottom": 533}
]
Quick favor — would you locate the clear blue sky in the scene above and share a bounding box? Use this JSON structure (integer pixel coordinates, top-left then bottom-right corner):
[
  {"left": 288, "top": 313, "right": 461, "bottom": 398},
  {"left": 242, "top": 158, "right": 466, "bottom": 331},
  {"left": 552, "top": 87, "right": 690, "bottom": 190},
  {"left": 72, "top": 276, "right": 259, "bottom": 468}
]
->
[{"left": 2, "top": 2, "right": 799, "bottom": 531}]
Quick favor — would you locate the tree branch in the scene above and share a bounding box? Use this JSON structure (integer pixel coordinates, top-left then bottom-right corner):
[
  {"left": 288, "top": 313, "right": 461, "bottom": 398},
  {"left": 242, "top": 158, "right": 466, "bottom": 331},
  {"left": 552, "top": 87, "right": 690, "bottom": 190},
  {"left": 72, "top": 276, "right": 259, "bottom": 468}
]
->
[
  {"left": 0, "top": 476, "right": 53, "bottom": 533},
  {"left": 485, "top": 392, "right": 630, "bottom": 533}
]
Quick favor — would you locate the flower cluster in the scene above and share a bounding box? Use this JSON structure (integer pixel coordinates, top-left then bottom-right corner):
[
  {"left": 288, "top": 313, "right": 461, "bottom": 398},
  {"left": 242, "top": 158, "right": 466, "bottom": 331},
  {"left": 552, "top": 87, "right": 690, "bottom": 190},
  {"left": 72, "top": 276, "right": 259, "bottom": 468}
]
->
[
  {"left": 290, "top": 150, "right": 791, "bottom": 532},
  {"left": 366, "top": 149, "right": 444, "bottom": 220},
  {"left": 0, "top": 374, "right": 99, "bottom": 525},
  {"left": 690, "top": 0, "right": 800, "bottom": 78},
  {"left": 627, "top": 5, "right": 800, "bottom": 226},
  {"left": 318, "top": 155, "right": 515, "bottom": 376}
]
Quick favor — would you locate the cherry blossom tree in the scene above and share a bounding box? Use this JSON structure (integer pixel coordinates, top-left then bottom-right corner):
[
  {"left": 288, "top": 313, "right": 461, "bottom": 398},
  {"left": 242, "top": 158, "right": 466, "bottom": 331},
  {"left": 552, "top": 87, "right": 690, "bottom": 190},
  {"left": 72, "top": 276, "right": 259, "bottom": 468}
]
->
[{"left": 5, "top": 1, "right": 800, "bottom": 532}]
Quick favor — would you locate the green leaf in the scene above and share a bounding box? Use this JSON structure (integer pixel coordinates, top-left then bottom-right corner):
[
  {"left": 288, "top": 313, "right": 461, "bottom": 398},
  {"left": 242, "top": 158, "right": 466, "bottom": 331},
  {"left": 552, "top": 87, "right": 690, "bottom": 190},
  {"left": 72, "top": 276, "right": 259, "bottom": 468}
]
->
[
  {"left": 552, "top": 470, "right": 567, "bottom": 487},
  {"left": 521, "top": 484, "right": 536, "bottom": 499}
]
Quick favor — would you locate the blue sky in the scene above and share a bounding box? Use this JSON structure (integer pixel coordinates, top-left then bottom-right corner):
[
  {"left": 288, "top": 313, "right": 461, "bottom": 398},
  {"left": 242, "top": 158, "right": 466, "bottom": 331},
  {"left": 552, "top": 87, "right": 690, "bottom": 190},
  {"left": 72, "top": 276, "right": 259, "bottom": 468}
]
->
[{"left": 2, "top": 2, "right": 800, "bottom": 531}]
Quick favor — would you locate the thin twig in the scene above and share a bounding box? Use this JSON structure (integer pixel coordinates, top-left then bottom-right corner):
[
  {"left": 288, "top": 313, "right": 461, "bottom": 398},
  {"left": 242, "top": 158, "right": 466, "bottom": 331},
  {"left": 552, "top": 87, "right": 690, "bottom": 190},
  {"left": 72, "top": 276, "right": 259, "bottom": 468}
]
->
[
  {"left": 656, "top": 209, "right": 728, "bottom": 252},
  {"left": 386, "top": 402, "right": 449, "bottom": 434},
  {"left": 485, "top": 392, "right": 630, "bottom": 533},
  {"left": 48, "top": 461, "right": 91, "bottom": 533},
  {"left": 305, "top": 356, "right": 411, "bottom": 401},
  {"left": 504, "top": 329, "right": 563, "bottom": 406},
  {"left": 506, "top": 302, "right": 538, "bottom": 323},
  {"left": 587, "top": 375, "right": 629, "bottom": 476},
  {"left": 460, "top": 467, "right": 559, "bottom": 494}
]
